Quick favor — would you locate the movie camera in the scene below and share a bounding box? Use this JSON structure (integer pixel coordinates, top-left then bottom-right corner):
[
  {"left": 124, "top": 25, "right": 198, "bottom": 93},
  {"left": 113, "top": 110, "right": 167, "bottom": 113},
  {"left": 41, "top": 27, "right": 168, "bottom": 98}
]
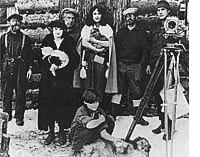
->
[{"left": 163, "top": 16, "right": 186, "bottom": 51}]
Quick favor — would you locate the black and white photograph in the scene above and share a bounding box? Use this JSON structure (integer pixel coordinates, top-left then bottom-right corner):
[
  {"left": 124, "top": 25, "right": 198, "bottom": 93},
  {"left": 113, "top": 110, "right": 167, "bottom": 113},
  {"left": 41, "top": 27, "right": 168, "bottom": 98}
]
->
[{"left": 0, "top": 0, "right": 190, "bottom": 156}]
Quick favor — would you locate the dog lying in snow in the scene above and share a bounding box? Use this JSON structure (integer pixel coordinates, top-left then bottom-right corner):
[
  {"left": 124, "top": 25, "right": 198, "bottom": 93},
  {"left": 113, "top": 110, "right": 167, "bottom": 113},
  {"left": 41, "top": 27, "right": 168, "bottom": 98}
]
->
[
  {"left": 71, "top": 136, "right": 151, "bottom": 157},
  {"left": 128, "top": 136, "right": 151, "bottom": 157}
]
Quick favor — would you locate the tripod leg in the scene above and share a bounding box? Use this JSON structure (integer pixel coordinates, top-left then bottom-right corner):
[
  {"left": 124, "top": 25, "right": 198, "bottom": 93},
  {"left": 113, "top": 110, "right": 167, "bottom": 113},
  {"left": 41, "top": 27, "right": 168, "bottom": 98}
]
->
[
  {"left": 125, "top": 54, "right": 164, "bottom": 141},
  {"left": 163, "top": 50, "right": 169, "bottom": 157},
  {"left": 170, "top": 51, "right": 180, "bottom": 157},
  {"left": 134, "top": 62, "right": 163, "bottom": 125}
]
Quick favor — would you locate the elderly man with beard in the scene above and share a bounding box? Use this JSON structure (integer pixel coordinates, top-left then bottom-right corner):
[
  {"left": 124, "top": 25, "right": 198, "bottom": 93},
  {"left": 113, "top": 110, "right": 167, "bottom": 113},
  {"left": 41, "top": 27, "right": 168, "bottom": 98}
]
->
[
  {"left": 115, "top": 8, "right": 149, "bottom": 125},
  {"left": 61, "top": 8, "right": 81, "bottom": 44},
  {"left": 0, "top": 14, "right": 33, "bottom": 126},
  {"left": 60, "top": 8, "right": 82, "bottom": 130}
]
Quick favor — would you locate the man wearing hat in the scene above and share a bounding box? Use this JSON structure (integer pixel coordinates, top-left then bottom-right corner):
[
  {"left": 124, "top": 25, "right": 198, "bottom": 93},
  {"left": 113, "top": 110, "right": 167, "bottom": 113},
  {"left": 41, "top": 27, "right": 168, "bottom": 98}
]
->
[
  {"left": 146, "top": 0, "right": 172, "bottom": 140},
  {"left": 61, "top": 8, "right": 82, "bottom": 130},
  {"left": 115, "top": 7, "right": 149, "bottom": 125},
  {"left": 0, "top": 13, "right": 33, "bottom": 126},
  {"left": 61, "top": 8, "right": 81, "bottom": 43}
]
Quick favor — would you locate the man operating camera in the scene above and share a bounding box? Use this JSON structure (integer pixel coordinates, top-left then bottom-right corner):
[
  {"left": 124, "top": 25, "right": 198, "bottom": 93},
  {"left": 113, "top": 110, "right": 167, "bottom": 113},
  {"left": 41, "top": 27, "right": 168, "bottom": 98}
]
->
[{"left": 146, "top": 0, "right": 174, "bottom": 140}]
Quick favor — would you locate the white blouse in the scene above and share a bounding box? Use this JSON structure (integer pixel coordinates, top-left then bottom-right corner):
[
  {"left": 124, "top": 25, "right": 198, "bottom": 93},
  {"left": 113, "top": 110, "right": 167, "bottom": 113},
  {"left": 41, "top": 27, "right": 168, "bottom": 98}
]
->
[{"left": 80, "top": 24, "right": 113, "bottom": 41}]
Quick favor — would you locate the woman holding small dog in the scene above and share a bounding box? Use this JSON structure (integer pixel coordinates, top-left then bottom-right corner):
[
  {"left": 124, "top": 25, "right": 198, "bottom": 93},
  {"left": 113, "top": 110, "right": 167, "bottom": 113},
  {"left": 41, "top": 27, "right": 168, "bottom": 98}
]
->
[
  {"left": 78, "top": 5, "right": 117, "bottom": 100},
  {"left": 38, "top": 20, "right": 79, "bottom": 145}
]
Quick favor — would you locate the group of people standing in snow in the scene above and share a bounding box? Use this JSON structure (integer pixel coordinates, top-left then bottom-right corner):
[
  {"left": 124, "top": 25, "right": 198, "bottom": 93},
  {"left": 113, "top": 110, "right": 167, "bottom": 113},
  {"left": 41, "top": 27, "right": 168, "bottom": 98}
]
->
[{"left": 0, "top": 0, "right": 177, "bottom": 151}]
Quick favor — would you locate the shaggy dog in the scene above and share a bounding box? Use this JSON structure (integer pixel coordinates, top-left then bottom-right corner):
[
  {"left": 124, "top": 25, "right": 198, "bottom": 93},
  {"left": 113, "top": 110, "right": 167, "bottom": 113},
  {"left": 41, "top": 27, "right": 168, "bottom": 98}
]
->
[
  {"left": 128, "top": 136, "right": 151, "bottom": 157},
  {"left": 71, "top": 136, "right": 151, "bottom": 157}
]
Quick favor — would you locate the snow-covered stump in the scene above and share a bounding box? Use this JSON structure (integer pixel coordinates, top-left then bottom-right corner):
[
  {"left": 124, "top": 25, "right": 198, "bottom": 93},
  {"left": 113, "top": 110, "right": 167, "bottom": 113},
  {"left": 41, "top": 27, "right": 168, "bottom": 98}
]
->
[
  {"left": 0, "top": 112, "right": 10, "bottom": 157},
  {"left": 71, "top": 137, "right": 151, "bottom": 157}
]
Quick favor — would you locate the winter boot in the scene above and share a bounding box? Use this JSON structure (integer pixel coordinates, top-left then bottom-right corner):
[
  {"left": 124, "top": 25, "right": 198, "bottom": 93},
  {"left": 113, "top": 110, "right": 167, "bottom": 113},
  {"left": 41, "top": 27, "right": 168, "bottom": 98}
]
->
[
  {"left": 152, "top": 124, "right": 163, "bottom": 134},
  {"left": 58, "top": 132, "right": 66, "bottom": 145},
  {"left": 58, "top": 126, "right": 66, "bottom": 145},
  {"left": 44, "top": 133, "right": 55, "bottom": 145},
  {"left": 137, "top": 117, "right": 149, "bottom": 126},
  {"left": 44, "top": 123, "right": 55, "bottom": 145}
]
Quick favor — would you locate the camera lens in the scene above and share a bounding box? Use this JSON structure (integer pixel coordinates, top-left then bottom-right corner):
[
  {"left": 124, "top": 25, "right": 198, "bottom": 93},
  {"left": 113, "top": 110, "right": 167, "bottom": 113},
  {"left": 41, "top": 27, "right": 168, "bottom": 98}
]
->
[{"left": 168, "top": 21, "right": 176, "bottom": 29}]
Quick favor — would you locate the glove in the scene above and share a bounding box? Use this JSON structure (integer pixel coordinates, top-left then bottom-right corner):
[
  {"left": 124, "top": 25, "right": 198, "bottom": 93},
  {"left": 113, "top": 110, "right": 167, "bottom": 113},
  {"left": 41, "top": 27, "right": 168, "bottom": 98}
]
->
[
  {"left": 94, "top": 113, "right": 100, "bottom": 119},
  {"left": 49, "top": 56, "right": 62, "bottom": 66}
]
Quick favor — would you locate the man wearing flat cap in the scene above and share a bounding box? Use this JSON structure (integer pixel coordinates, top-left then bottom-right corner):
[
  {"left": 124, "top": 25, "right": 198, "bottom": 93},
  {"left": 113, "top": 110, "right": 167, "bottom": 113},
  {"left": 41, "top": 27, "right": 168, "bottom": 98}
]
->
[
  {"left": 145, "top": 0, "right": 172, "bottom": 140},
  {"left": 115, "top": 7, "right": 149, "bottom": 125},
  {"left": 0, "top": 13, "right": 33, "bottom": 126}
]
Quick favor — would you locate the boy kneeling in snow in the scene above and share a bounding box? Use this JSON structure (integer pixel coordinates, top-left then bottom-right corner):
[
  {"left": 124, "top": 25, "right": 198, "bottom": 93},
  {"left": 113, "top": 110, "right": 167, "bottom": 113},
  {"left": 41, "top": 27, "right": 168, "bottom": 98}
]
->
[{"left": 69, "top": 88, "right": 122, "bottom": 152}]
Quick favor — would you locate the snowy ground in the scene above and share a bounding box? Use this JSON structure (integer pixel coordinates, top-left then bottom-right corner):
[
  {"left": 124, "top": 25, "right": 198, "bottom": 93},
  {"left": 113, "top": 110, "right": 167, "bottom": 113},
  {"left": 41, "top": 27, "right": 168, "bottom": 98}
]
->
[
  {"left": 5, "top": 109, "right": 189, "bottom": 157},
  {"left": 113, "top": 116, "right": 189, "bottom": 157}
]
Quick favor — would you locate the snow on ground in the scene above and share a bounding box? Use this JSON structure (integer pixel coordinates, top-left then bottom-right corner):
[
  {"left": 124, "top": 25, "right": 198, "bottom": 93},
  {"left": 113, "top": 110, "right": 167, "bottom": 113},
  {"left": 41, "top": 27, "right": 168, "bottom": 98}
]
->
[
  {"left": 113, "top": 116, "right": 189, "bottom": 157},
  {"left": 5, "top": 109, "right": 188, "bottom": 157}
]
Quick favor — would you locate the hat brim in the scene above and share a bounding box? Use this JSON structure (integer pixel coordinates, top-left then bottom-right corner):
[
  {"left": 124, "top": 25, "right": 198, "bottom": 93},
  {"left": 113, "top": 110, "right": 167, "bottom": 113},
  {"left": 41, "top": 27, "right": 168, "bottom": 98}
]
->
[
  {"left": 51, "top": 50, "right": 69, "bottom": 69},
  {"left": 49, "top": 20, "right": 66, "bottom": 29},
  {"left": 61, "top": 8, "right": 79, "bottom": 17},
  {"left": 123, "top": 8, "right": 138, "bottom": 16},
  {"left": 156, "top": 1, "right": 171, "bottom": 10},
  {"left": 7, "top": 14, "right": 23, "bottom": 22}
]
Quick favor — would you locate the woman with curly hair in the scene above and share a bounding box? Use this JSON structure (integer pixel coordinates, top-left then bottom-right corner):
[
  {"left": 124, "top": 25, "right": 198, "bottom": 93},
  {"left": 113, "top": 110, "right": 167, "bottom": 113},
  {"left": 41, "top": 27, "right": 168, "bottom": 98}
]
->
[{"left": 78, "top": 5, "right": 118, "bottom": 102}]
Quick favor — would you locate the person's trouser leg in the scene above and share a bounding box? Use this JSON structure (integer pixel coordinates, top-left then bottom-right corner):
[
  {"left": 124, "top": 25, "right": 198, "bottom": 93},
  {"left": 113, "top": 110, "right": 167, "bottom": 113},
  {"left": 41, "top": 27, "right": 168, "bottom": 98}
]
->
[
  {"left": 57, "top": 102, "right": 67, "bottom": 145},
  {"left": 117, "top": 62, "right": 128, "bottom": 101},
  {"left": 2, "top": 77, "right": 14, "bottom": 119},
  {"left": 127, "top": 63, "right": 148, "bottom": 125},
  {"left": 155, "top": 94, "right": 164, "bottom": 124},
  {"left": 126, "top": 64, "right": 146, "bottom": 120},
  {"left": 117, "top": 62, "right": 129, "bottom": 114},
  {"left": 14, "top": 80, "right": 26, "bottom": 119},
  {"left": 127, "top": 63, "right": 143, "bottom": 101},
  {"left": 153, "top": 94, "right": 172, "bottom": 136},
  {"left": 69, "top": 125, "right": 93, "bottom": 152},
  {"left": 106, "top": 115, "right": 115, "bottom": 134},
  {"left": 44, "top": 102, "right": 55, "bottom": 145}
]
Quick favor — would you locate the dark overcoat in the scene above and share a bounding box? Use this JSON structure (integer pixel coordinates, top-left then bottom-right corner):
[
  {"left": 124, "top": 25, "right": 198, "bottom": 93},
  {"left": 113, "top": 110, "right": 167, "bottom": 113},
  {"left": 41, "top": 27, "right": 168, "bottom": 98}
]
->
[{"left": 38, "top": 33, "right": 80, "bottom": 131}]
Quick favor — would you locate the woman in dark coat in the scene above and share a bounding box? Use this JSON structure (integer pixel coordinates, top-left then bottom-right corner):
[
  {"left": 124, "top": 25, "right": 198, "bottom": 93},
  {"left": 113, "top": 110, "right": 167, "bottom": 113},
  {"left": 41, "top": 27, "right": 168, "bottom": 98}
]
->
[{"left": 38, "top": 20, "right": 79, "bottom": 145}]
